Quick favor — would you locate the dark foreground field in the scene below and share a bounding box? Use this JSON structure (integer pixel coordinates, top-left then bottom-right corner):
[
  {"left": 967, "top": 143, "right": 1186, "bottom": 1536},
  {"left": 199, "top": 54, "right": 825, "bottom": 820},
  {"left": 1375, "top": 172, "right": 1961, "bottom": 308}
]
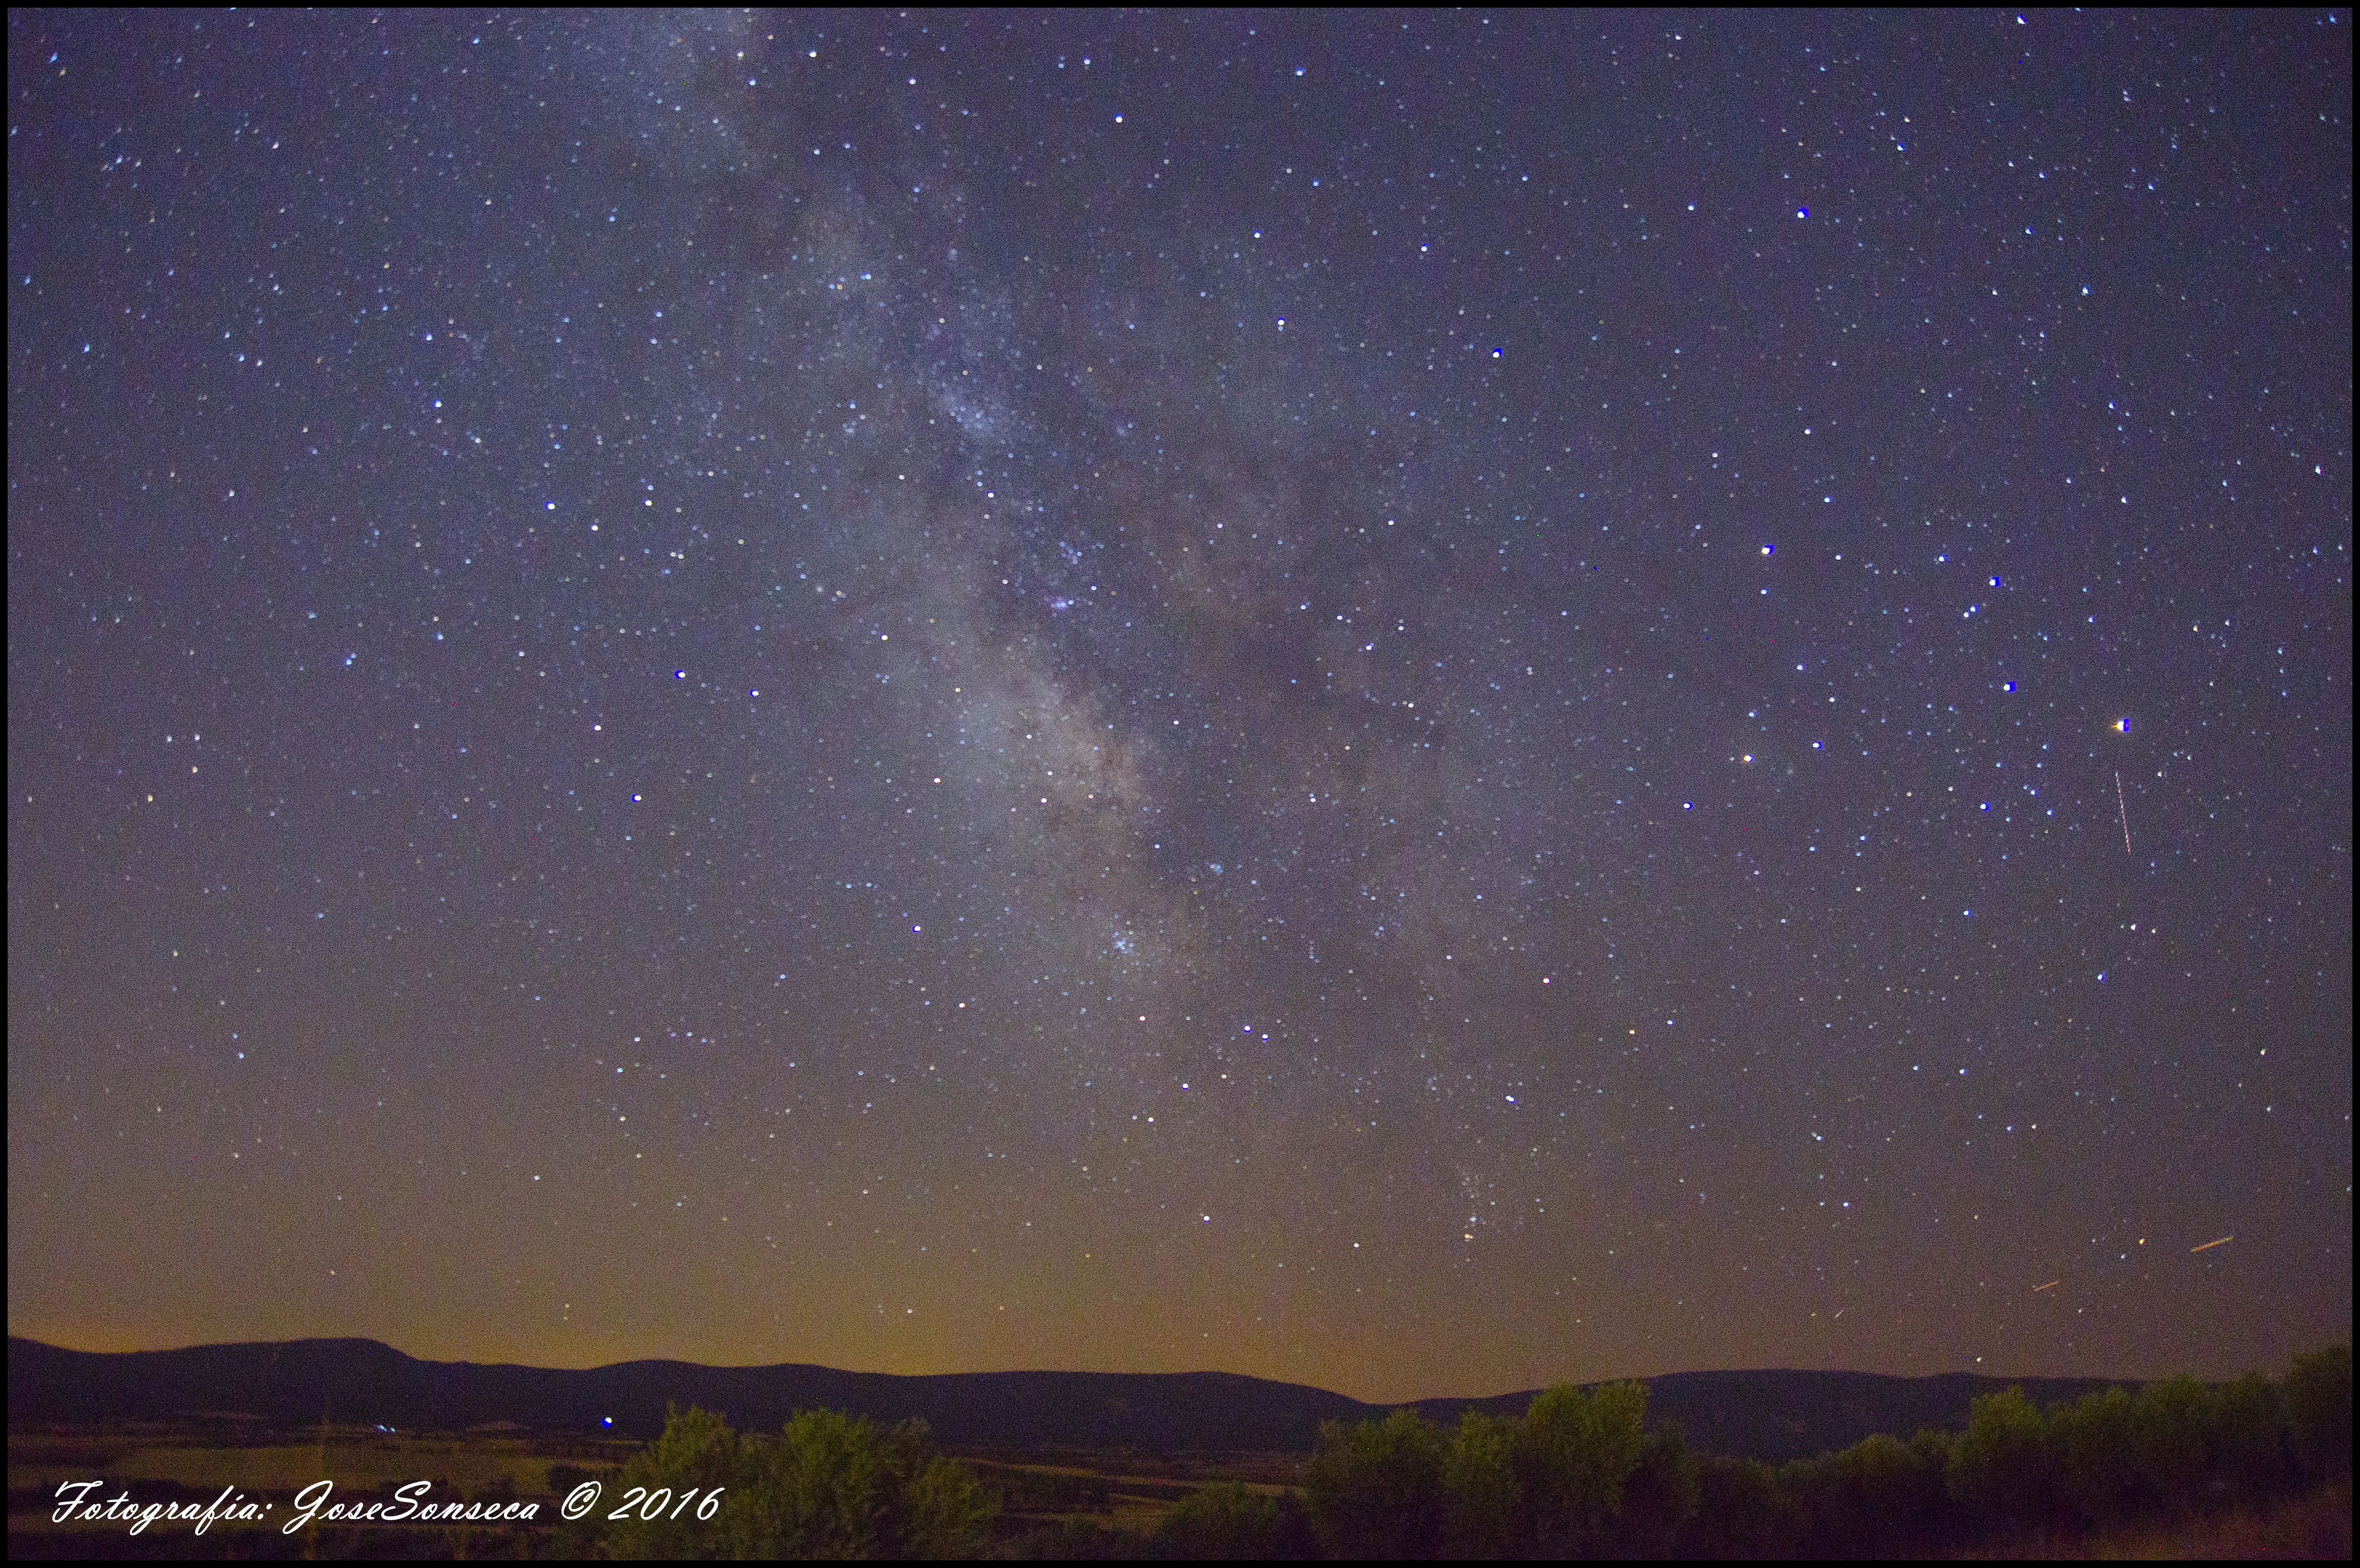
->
[
  {"left": 9, "top": 1423, "right": 1293, "bottom": 1560},
  {"left": 9, "top": 1342, "right": 2348, "bottom": 1558},
  {"left": 7, "top": 1425, "right": 2350, "bottom": 1559}
]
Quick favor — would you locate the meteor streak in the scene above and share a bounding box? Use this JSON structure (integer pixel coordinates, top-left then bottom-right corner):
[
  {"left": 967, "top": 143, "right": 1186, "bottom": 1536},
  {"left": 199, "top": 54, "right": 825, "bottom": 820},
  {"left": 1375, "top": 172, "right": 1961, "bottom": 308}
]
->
[
  {"left": 2191, "top": 1235, "right": 2233, "bottom": 1254},
  {"left": 2115, "top": 770, "right": 2132, "bottom": 855}
]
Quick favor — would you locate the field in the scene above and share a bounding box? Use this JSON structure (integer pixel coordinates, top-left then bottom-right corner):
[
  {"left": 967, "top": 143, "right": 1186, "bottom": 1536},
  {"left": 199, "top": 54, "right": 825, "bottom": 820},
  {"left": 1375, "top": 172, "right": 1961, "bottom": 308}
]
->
[
  {"left": 10, "top": 1422, "right": 633, "bottom": 1558},
  {"left": 10, "top": 1423, "right": 2350, "bottom": 1559},
  {"left": 7, "top": 1422, "right": 1249, "bottom": 1558},
  {"left": 967, "top": 1450, "right": 1302, "bottom": 1545}
]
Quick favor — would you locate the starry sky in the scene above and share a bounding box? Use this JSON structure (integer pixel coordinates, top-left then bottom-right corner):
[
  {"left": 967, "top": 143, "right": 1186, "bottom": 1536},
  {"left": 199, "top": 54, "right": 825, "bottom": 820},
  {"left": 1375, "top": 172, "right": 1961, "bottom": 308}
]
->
[{"left": 7, "top": 11, "right": 2351, "bottom": 1405}]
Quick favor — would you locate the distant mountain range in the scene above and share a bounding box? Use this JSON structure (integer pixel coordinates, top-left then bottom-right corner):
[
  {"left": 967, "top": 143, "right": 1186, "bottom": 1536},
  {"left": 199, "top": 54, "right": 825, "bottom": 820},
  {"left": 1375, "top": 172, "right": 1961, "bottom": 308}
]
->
[{"left": 5, "top": 1337, "right": 2124, "bottom": 1464}]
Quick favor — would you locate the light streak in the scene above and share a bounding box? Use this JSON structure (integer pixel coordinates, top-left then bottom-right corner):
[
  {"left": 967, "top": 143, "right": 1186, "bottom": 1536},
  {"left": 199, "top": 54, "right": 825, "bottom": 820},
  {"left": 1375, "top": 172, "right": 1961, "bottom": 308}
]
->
[
  {"left": 2032, "top": 1279, "right": 2060, "bottom": 1292},
  {"left": 2115, "top": 770, "right": 2131, "bottom": 855},
  {"left": 2190, "top": 1235, "right": 2233, "bottom": 1254}
]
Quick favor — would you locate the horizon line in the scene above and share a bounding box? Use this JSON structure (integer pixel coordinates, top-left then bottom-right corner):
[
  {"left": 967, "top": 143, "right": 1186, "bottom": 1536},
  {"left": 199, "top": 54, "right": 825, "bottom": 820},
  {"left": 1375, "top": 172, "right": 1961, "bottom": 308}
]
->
[{"left": 6, "top": 1330, "right": 2169, "bottom": 1404}]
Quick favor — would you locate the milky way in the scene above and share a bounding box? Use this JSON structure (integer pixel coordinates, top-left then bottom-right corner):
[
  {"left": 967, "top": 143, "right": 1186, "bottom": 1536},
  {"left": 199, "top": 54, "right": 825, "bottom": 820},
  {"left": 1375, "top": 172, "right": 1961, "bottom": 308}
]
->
[{"left": 7, "top": 11, "right": 2349, "bottom": 1401}]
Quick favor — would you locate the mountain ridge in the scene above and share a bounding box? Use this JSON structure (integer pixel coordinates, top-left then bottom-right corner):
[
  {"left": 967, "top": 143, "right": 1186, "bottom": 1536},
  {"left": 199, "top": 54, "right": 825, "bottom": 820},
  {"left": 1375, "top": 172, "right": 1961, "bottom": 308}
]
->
[{"left": 5, "top": 1335, "right": 2127, "bottom": 1464}]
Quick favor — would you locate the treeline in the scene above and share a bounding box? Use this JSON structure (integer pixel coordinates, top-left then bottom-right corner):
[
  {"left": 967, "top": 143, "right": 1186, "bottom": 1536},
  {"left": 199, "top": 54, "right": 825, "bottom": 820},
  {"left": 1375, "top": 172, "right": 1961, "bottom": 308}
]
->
[
  {"left": 1705, "top": 1342, "right": 2349, "bottom": 1558},
  {"left": 601, "top": 1343, "right": 2347, "bottom": 1558},
  {"left": 1298, "top": 1382, "right": 1700, "bottom": 1558},
  {"left": 1282, "top": 1343, "right": 2351, "bottom": 1560}
]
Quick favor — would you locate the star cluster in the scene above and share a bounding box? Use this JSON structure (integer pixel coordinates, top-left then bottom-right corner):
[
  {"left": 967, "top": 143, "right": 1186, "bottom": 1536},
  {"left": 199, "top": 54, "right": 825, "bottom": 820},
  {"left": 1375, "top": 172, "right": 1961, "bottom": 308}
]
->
[{"left": 7, "top": 11, "right": 2349, "bottom": 1401}]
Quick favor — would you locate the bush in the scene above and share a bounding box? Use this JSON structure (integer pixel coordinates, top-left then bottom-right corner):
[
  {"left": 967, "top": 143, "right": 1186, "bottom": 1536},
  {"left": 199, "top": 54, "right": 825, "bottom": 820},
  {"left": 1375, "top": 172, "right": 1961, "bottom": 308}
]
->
[
  {"left": 2048, "top": 1385, "right": 2138, "bottom": 1528},
  {"left": 900, "top": 1450, "right": 1001, "bottom": 1558},
  {"left": 2207, "top": 1371, "right": 2292, "bottom": 1501},
  {"left": 1152, "top": 1480, "right": 1312, "bottom": 1559},
  {"left": 1947, "top": 1385, "right": 2051, "bottom": 1532},
  {"left": 744, "top": 1407, "right": 903, "bottom": 1557},
  {"left": 603, "top": 1403, "right": 744, "bottom": 1559},
  {"left": 1307, "top": 1381, "right": 1658, "bottom": 1559},
  {"left": 1517, "top": 1380, "right": 1649, "bottom": 1552},
  {"left": 2286, "top": 1343, "right": 2353, "bottom": 1481},
  {"left": 1597, "top": 1420, "right": 1701, "bottom": 1557},
  {"left": 601, "top": 1402, "right": 997, "bottom": 1559},
  {"left": 1304, "top": 1407, "right": 1448, "bottom": 1559},
  {"left": 1003, "top": 1516, "right": 1155, "bottom": 1559},
  {"left": 1436, "top": 1409, "right": 1520, "bottom": 1557},
  {"left": 2129, "top": 1374, "right": 2216, "bottom": 1512},
  {"left": 1687, "top": 1453, "right": 1803, "bottom": 1558},
  {"left": 1788, "top": 1428, "right": 1947, "bottom": 1557},
  {"left": 545, "top": 1461, "right": 597, "bottom": 1497}
]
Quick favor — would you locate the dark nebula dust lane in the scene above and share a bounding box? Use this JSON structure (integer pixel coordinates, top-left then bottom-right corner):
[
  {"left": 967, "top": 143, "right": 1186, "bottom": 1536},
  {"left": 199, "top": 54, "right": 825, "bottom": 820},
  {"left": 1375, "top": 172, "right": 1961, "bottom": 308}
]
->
[{"left": 6, "top": 11, "right": 2349, "bottom": 1401}]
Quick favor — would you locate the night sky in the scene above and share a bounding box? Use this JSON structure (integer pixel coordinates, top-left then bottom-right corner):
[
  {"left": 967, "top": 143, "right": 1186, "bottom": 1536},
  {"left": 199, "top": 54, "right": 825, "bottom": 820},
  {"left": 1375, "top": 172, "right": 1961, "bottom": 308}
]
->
[{"left": 8, "top": 12, "right": 2351, "bottom": 1405}]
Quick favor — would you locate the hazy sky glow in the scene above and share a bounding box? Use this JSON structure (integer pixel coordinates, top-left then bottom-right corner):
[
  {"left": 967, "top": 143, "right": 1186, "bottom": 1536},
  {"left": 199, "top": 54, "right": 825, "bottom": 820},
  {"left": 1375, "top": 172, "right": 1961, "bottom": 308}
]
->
[{"left": 7, "top": 10, "right": 2350, "bottom": 1404}]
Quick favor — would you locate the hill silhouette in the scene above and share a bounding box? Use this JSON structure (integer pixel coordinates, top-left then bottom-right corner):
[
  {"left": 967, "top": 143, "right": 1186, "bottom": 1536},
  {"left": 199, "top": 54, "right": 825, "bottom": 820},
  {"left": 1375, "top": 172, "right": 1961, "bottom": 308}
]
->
[{"left": 5, "top": 1336, "right": 2121, "bottom": 1462}]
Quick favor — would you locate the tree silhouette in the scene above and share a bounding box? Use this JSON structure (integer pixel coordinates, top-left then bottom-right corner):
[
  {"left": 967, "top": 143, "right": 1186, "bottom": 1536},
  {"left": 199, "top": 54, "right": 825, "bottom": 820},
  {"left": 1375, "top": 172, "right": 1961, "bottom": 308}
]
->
[
  {"left": 1440, "top": 1409, "right": 1523, "bottom": 1558},
  {"left": 1597, "top": 1420, "right": 1701, "bottom": 1557},
  {"left": 1686, "top": 1453, "right": 1803, "bottom": 1558},
  {"left": 2206, "top": 1371, "right": 2293, "bottom": 1503},
  {"left": 2129, "top": 1374, "right": 2216, "bottom": 1515},
  {"left": 1516, "top": 1380, "right": 1649, "bottom": 1553},
  {"left": 1308, "top": 1381, "right": 1660, "bottom": 1558},
  {"left": 603, "top": 1402, "right": 995, "bottom": 1559},
  {"left": 1304, "top": 1407, "right": 1447, "bottom": 1559},
  {"left": 599, "top": 1347, "right": 2353, "bottom": 1559},
  {"left": 2048, "top": 1385, "right": 2138, "bottom": 1529},
  {"left": 1792, "top": 1427, "right": 1949, "bottom": 1557},
  {"left": 2285, "top": 1343, "right": 2352, "bottom": 1482},
  {"left": 602, "top": 1402, "right": 743, "bottom": 1560},
  {"left": 1946, "top": 1385, "right": 2051, "bottom": 1533},
  {"left": 1153, "top": 1480, "right": 1313, "bottom": 1560}
]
